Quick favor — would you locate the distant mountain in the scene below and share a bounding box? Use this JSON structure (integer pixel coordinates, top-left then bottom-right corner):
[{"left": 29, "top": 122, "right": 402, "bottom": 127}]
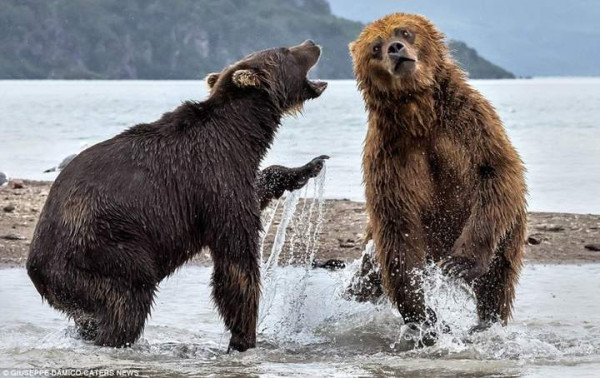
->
[
  {"left": 449, "top": 41, "right": 514, "bottom": 79},
  {"left": 0, "top": 0, "right": 362, "bottom": 79},
  {"left": 327, "top": 0, "right": 600, "bottom": 77},
  {"left": 0, "top": 0, "right": 513, "bottom": 80}
]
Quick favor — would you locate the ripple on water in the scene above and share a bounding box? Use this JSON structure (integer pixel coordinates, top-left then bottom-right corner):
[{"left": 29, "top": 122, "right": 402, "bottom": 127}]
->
[{"left": 1, "top": 264, "right": 600, "bottom": 376}]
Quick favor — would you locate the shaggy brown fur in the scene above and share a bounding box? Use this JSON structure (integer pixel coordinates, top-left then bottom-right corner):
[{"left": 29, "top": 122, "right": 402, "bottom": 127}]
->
[
  {"left": 26, "top": 40, "right": 328, "bottom": 352},
  {"left": 350, "top": 14, "right": 527, "bottom": 328}
]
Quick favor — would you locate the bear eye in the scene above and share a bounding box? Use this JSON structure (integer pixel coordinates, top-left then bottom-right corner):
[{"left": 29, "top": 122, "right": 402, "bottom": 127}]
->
[
  {"left": 402, "top": 30, "right": 410, "bottom": 38},
  {"left": 372, "top": 44, "right": 382, "bottom": 55}
]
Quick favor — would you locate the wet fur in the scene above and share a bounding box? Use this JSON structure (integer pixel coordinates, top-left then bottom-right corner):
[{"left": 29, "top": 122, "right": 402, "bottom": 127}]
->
[
  {"left": 351, "top": 14, "right": 527, "bottom": 325},
  {"left": 256, "top": 156, "right": 327, "bottom": 209},
  {"left": 27, "top": 45, "right": 325, "bottom": 351}
]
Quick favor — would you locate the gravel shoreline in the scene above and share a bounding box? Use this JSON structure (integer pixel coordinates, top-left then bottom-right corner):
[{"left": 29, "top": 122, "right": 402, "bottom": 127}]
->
[{"left": 1, "top": 180, "right": 599, "bottom": 267}]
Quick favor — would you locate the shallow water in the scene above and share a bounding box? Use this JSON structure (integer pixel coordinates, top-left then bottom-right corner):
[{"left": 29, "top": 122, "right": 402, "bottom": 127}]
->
[
  {"left": 2, "top": 78, "right": 599, "bottom": 376},
  {"left": 1, "top": 263, "right": 599, "bottom": 377},
  {"left": 1, "top": 78, "right": 600, "bottom": 213}
]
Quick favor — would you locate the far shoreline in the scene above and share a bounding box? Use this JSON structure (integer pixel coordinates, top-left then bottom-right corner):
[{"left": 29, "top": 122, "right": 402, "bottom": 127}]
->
[
  {"left": 1, "top": 180, "right": 599, "bottom": 268},
  {"left": 3, "top": 77, "right": 600, "bottom": 82}
]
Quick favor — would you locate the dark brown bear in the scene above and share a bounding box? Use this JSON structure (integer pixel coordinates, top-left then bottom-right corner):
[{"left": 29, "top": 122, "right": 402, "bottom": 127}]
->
[
  {"left": 349, "top": 14, "right": 527, "bottom": 331},
  {"left": 26, "top": 40, "right": 328, "bottom": 352}
]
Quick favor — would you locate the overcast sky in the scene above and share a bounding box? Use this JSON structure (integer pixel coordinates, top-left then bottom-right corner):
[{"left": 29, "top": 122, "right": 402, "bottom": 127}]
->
[{"left": 328, "top": 0, "right": 600, "bottom": 77}]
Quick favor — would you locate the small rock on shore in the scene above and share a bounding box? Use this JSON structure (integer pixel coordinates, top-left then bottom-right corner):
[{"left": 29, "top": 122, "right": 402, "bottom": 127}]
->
[{"left": 1, "top": 180, "right": 600, "bottom": 267}]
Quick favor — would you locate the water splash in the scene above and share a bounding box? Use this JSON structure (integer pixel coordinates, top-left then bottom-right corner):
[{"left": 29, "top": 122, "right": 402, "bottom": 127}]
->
[
  {"left": 305, "top": 166, "right": 327, "bottom": 263},
  {"left": 259, "top": 197, "right": 280, "bottom": 263},
  {"left": 390, "top": 263, "right": 479, "bottom": 352},
  {"left": 2, "top": 263, "right": 599, "bottom": 375},
  {"left": 267, "top": 168, "right": 328, "bottom": 340},
  {"left": 258, "top": 167, "right": 328, "bottom": 337},
  {"left": 258, "top": 190, "right": 301, "bottom": 327},
  {"left": 263, "top": 190, "right": 301, "bottom": 276}
]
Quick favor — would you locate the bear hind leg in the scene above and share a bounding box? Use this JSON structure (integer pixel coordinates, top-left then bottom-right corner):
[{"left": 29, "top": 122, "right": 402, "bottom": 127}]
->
[
  {"left": 211, "top": 258, "right": 260, "bottom": 352},
  {"left": 210, "top": 231, "right": 261, "bottom": 352},
  {"left": 73, "top": 310, "right": 98, "bottom": 341},
  {"left": 32, "top": 276, "right": 100, "bottom": 342},
  {"left": 93, "top": 284, "right": 155, "bottom": 347},
  {"left": 473, "top": 220, "right": 525, "bottom": 329}
]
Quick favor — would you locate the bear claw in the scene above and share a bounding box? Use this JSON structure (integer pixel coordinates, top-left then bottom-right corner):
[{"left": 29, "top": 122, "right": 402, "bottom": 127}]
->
[
  {"left": 305, "top": 155, "right": 330, "bottom": 178},
  {"left": 227, "top": 334, "right": 255, "bottom": 353},
  {"left": 288, "top": 155, "right": 330, "bottom": 191}
]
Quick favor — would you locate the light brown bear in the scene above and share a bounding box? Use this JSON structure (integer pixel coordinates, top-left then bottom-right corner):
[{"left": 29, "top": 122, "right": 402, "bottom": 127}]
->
[{"left": 349, "top": 13, "right": 527, "bottom": 331}]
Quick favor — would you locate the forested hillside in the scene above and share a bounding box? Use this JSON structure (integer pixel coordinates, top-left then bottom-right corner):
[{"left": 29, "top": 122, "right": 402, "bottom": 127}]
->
[{"left": 0, "top": 0, "right": 513, "bottom": 79}]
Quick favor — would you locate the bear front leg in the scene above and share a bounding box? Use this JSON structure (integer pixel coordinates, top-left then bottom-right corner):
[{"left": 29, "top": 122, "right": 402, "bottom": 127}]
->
[
  {"left": 256, "top": 155, "right": 329, "bottom": 210},
  {"left": 441, "top": 157, "right": 526, "bottom": 283},
  {"left": 345, "top": 246, "right": 384, "bottom": 303},
  {"left": 374, "top": 218, "right": 428, "bottom": 324},
  {"left": 472, "top": 211, "right": 526, "bottom": 328},
  {"left": 345, "top": 222, "right": 385, "bottom": 302},
  {"left": 210, "top": 231, "right": 261, "bottom": 352}
]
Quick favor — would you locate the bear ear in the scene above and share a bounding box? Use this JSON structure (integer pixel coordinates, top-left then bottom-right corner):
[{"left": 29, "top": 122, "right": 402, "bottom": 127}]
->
[
  {"left": 348, "top": 41, "right": 357, "bottom": 54},
  {"left": 232, "top": 69, "right": 261, "bottom": 88},
  {"left": 205, "top": 72, "right": 220, "bottom": 89}
]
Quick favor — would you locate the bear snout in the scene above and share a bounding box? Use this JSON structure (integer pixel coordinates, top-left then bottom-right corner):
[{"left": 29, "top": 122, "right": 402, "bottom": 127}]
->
[{"left": 290, "top": 40, "right": 322, "bottom": 71}]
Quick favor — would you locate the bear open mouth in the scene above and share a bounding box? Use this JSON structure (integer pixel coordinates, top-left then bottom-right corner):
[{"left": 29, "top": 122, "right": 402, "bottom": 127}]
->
[
  {"left": 395, "top": 57, "right": 416, "bottom": 67},
  {"left": 393, "top": 57, "right": 417, "bottom": 74},
  {"left": 291, "top": 40, "right": 327, "bottom": 98},
  {"left": 307, "top": 79, "right": 328, "bottom": 97}
]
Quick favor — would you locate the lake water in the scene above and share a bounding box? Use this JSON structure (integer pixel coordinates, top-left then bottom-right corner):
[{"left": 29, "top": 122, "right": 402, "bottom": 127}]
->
[
  {"left": 1, "top": 263, "right": 599, "bottom": 377},
  {"left": 1, "top": 78, "right": 599, "bottom": 214},
  {"left": 1, "top": 79, "right": 600, "bottom": 376}
]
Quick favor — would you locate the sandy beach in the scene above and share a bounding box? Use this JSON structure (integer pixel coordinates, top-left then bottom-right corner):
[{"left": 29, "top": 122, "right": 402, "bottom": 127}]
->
[{"left": 1, "top": 179, "right": 599, "bottom": 267}]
